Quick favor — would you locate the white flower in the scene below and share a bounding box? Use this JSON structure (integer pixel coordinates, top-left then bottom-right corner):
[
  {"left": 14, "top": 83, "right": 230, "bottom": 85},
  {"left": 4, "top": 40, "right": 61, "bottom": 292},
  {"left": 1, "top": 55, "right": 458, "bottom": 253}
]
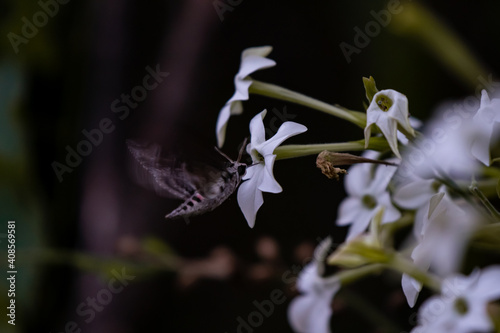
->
[
  {"left": 216, "top": 46, "right": 276, "bottom": 147},
  {"left": 471, "top": 90, "right": 500, "bottom": 166},
  {"left": 364, "top": 89, "right": 415, "bottom": 158},
  {"left": 288, "top": 238, "right": 340, "bottom": 333},
  {"left": 237, "top": 110, "right": 307, "bottom": 227},
  {"left": 397, "top": 98, "right": 482, "bottom": 180},
  {"left": 402, "top": 194, "right": 479, "bottom": 307},
  {"left": 412, "top": 266, "right": 500, "bottom": 333},
  {"left": 336, "top": 152, "right": 401, "bottom": 241},
  {"left": 414, "top": 194, "right": 478, "bottom": 277},
  {"left": 393, "top": 176, "right": 445, "bottom": 307},
  {"left": 393, "top": 177, "right": 441, "bottom": 211},
  {"left": 402, "top": 274, "right": 424, "bottom": 309}
]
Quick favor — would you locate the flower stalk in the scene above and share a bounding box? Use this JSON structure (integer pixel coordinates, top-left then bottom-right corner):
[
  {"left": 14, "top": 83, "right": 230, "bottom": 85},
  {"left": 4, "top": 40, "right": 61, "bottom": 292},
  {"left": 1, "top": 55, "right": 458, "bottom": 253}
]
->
[
  {"left": 389, "top": 253, "right": 441, "bottom": 292},
  {"left": 274, "top": 137, "right": 391, "bottom": 160},
  {"left": 249, "top": 80, "right": 366, "bottom": 128}
]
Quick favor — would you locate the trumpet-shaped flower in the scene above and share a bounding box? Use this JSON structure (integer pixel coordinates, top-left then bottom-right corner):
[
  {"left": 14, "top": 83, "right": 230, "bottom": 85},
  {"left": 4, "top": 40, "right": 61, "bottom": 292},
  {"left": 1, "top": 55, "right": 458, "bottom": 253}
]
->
[
  {"left": 364, "top": 89, "right": 415, "bottom": 158},
  {"left": 397, "top": 97, "right": 482, "bottom": 180},
  {"left": 336, "top": 152, "right": 401, "bottom": 241},
  {"left": 414, "top": 195, "right": 477, "bottom": 277},
  {"left": 393, "top": 176, "right": 445, "bottom": 307},
  {"left": 237, "top": 110, "right": 307, "bottom": 227},
  {"left": 412, "top": 266, "right": 500, "bottom": 333},
  {"left": 403, "top": 194, "right": 478, "bottom": 307},
  {"left": 216, "top": 46, "right": 276, "bottom": 147},
  {"left": 288, "top": 238, "right": 339, "bottom": 333},
  {"left": 471, "top": 90, "right": 500, "bottom": 166}
]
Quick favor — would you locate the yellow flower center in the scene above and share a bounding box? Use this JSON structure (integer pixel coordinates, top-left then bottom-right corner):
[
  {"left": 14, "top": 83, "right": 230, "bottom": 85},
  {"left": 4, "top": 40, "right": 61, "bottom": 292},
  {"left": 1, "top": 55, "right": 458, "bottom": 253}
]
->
[
  {"left": 361, "top": 195, "right": 377, "bottom": 209},
  {"left": 375, "top": 94, "right": 393, "bottom": 112},
  {"left": 454, "top": 297, "right": 469, "bottom": 315}
]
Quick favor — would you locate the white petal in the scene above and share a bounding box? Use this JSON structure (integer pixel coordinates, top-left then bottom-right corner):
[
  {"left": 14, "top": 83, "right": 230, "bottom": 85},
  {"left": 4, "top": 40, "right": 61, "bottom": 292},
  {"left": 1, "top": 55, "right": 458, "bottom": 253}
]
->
[
  {"left": 471, "top": 134, "right": 491, "bottom": 166},
  {"left": 393, "top": 179, "right": 437, "bottom": 209},
  {"left": 364, "top": 123, "right": 373, "bottom": 148},
  {"left": 417, "top": 296, "right": 450, "bottom": 327},
  {"left": 242, "top": 163, "right": 257, "bottom": 181},
  {"left": 402, "top": 274, "right": 422, "bottom": 307},
  {"left": 365, "top": 89, "right": 413, "bottom": 157},
  {"left": 480, "top": 89, "right": 491, "bottom": 105},
  {"left": 295, "top": 262, "right": 318, "bottom": 293},
  {"left": 288, "top": 294, "right": 332, "bottom": 333},
  {"left": 237, "top": 168, "right": 264, "bottom": 228},
  {"left": 240, "top": 45, "right": 273, "bottom": 62},
  {"left": 378, "top": 198, "right": 401, "bottom": 224},
  {"left": 288, "top": 280, "right": 339, "bottom": 333},
  {"left": 368, "top": 164, "right": 398, "bottom": 194},
  {"left": 258, "top": 154, "right": 282, "bottom": 193},
  {"left": 249, "top": 110, "right": 268, "bottom": 147},
  {"left": 230, "top": 78, "right": 253, "bottom": 103},
  {"left": 411, "top": 242, "right": 432, "bottom": 272},
  {"left": 216, "top": 103, "right": 232, "bottom": 148},
  {"left": 237, "top": 55, "right": 276, "bottom": 79},
  {"left": 344, "top": 162, "right": 371, "bottom": 197},
  {"left": 458, "top": 308, "right": 494, "bottom": 333},
  {"left": 374, "top": 114, "right": 401, "bottom": 158},
  {"left": 473, "top": 265, "right": 500, "bottom": 300},
  {"left": 470, "top": 91, "right": 497, "bottom": 166},
  {"left": 410, "top": 101, "right": 481, "bottom": 178},
  {"left": 336, "top": 197, "right": 361, "bottom": 226},
  {"left": 258, "top": 121, "right": 308, "bottom": 155},
  {"left": 288, "top": 295, "right": 316, "bottom": 333},
  {"left": 215, "top": 46, "right": 275, "bottom": 148},
  {"left": 345, "top": 208, "right": 374, "bottom": 241},
  {"left": 237, "top": 46, "right": 275, "bottom": 79},
  {"left": 241, "top": 45, "right": 273, "bottom": 57},
  {"left": 216, "top": 101, "right": 245, "bottom": 147},
  {"left": 413, "top": 204, "right": 428, "bottom": 237},
  {"left": 383, "top": 89, "right": 414, "bottom": 135}
]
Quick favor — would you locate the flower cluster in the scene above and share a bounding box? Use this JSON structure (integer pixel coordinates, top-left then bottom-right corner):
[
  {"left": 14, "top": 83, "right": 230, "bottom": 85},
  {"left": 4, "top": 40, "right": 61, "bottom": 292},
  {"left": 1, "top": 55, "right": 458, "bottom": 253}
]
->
[{"left": 215, "top": 46, "right": 500, "bottom": 333}]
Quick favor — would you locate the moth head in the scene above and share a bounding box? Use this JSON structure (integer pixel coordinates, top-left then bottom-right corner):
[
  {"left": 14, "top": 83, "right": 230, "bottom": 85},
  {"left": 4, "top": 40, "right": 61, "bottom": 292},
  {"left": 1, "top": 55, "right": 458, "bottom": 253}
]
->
[
  {"left": 237, "top": 163, "right": 247, "bottom": 176},
  {"left": 224, "top": 161, "right": 247, "bottom": 177}
]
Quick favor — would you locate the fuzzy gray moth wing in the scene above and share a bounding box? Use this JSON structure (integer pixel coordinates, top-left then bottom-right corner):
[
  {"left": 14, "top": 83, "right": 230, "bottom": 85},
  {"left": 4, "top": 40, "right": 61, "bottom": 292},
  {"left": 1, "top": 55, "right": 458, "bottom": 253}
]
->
[
  {"left": 126, "top": 140, "right": 200, "bottom": 199},
  {"left": 126, "top": 140, "right": 246, "bottom": 219}
]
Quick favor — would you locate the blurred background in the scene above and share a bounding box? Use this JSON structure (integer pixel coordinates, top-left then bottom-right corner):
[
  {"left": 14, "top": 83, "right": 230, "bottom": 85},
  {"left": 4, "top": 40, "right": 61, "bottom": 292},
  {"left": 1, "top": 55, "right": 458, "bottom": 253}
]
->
[{"left": 1, "top": 0, "right": 499, "bottom": 332}]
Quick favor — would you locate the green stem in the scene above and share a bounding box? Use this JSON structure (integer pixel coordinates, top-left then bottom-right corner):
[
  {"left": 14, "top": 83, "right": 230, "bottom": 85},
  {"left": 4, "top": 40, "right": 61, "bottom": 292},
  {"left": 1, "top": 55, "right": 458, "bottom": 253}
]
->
[
  {"left": 334, "top": 263, "right": 385, "bottom": 285},
  {"left": 249, "top": 80, "right": 366, "bottom": 128},
  {"left": 274, "top": 137, "right": 390, "bottom": 160},
  {"left": 482, "top": 165, "right": 500, "bottom": 178},
  {"left": 389, "top": 253, "right": 441, "bottom": 292},
  {"left": 21, "top": 248, "right": 180, "bottom": 275},
  {"left": 456, "top": 178, "right": 499, "bottom": 198},
  {"left": 469, "top": 186, "right": 500, "bottom": 222},
  {"left": 434, "top": 168, "right": 476, "bottom": 206},
  {"left": 471, "top": 223, "right": 500, "bottom": 254}
]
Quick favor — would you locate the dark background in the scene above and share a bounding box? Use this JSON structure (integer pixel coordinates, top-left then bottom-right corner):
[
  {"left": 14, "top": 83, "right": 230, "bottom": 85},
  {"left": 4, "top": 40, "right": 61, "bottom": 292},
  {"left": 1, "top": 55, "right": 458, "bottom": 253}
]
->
[{"left": 1, "top": 0, "right": 499, "bottom": 332}]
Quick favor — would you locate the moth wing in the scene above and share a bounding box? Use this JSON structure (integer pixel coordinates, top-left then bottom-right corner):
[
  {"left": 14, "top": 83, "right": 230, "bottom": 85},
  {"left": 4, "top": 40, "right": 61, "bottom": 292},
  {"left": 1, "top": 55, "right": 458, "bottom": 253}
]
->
[{"left": 126, "top": 140, "right": 200, "bottom": 199}]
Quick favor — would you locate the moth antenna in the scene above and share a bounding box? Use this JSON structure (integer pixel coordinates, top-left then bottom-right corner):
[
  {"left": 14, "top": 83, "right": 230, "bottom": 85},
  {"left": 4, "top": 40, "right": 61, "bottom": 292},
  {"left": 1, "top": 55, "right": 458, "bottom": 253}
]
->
[
  {"left": 214, "top": 146, "right": 233, "bottom": 162},
  {"left": 237, "top": 137, "right": 248, "bottom": 162}
]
